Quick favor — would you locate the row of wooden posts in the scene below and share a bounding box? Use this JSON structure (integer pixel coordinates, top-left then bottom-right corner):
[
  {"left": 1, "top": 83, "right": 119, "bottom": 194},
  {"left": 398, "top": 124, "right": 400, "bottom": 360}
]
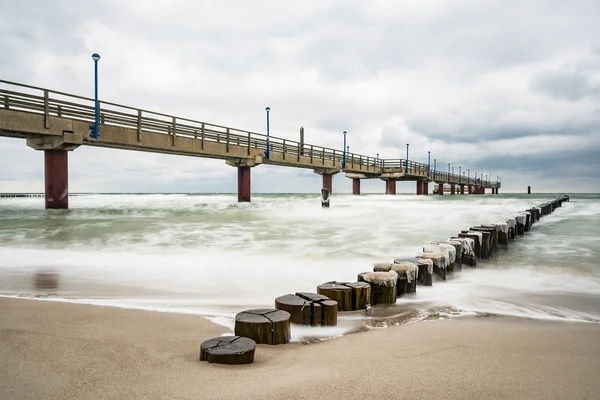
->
[{"left": 199, "top": 195, "right": 570, "bottom": 364}]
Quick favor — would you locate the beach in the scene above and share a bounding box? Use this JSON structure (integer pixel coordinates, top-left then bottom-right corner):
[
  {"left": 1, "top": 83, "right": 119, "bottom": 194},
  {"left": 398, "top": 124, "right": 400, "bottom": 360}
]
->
[{"left": 1, "top": 297, "right": 599, "bottom": 400}]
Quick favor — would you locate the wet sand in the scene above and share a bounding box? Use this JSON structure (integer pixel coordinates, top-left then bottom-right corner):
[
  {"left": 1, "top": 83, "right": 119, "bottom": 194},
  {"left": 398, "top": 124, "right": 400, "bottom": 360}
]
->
[{"left": 1, "top": 297, "right": 599, "bottom": 400}]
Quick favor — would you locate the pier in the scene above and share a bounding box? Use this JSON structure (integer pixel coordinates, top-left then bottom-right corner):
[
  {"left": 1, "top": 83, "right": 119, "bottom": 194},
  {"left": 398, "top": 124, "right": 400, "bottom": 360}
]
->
[{"left": 0, "top": 80, "right": 500, "bottom": 208}]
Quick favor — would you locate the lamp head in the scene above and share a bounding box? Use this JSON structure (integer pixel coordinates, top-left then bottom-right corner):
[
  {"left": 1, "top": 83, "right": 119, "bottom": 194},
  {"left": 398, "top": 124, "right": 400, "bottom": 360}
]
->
[
  {"left": 265, "top": 106, "right": 270, "bottom": 112},
  {"left": 91, "top": 53, "right": 101, "bottom": 61}
]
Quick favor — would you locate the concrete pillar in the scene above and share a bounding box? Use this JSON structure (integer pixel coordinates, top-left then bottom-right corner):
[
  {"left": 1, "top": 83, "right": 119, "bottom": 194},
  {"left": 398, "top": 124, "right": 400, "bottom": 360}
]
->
[
  {"left": 438, "top": 183, "right": 444, "bottom": 195},
  {"left": 450, "top": 184, "right": 456, "bottom": 195},
  {"left": 237, "top": 166, "right": 251, "bottom": 202},
  {"left": 323, "top": 173, "right": 333, "bottom": 194},
  {"left": 423, "top": 181, "right": 429, "bottom": 195},
  {"left": 44, "top": 150, "right": 69, "bottom": 209},
  {"left": 385, "top": 179, "right": 396, "bottom": 195},
  {"left": 352, "top": 178, "right": 361, "bottom": 195},
  {"left": 460, "top": 184, "right": 465, "bottom": 195},
  {"left": 416, "top": 181, "right": 423, "bottom": 195}
]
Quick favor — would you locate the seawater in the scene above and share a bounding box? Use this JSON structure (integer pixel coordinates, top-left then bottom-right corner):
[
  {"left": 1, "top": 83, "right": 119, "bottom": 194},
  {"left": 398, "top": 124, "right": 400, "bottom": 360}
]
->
[{"left": 1, "top": 193, "right": 599, "bottom": 341}]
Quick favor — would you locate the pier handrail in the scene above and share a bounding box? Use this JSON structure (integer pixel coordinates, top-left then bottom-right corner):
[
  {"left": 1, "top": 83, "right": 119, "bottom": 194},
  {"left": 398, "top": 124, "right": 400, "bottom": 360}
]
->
[{"left": 0, "top": 79, "right": 499, "bottom": 187}]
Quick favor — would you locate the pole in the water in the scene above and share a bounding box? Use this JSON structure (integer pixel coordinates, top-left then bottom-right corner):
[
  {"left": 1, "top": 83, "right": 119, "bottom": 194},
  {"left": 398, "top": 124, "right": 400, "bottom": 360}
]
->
[{"left": 321, "top": 188, "right": 330, "bottom": 208}]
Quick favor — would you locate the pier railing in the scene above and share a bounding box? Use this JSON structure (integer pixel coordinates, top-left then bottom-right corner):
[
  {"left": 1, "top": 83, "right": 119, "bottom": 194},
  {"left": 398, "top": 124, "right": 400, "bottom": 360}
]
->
[{"left": 0, "top": 80, "right": 498, "bottom": 186}]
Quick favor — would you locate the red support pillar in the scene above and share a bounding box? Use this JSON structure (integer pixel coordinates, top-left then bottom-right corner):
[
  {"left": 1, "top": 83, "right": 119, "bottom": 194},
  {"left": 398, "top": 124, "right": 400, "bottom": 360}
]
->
[
  {"left": 322, "top": 173, "right": 333, "bottom": 194},
  {"left": 237, "top": 166, "right": 251, "bottom": 202},
  {"left": 450, "top": 184, "right": 456, "bottom": 195},
  {"left": 44, "top": 150, "right": 69, "bottom": 209},
  {"left": 460, "top": 184, "right": 465, "bottom": 194},
  {"left": 386, "top": 179, "right": 396, "bottom": 195},
  {"left": 416, "top": 181, "right": 422, "bottom": 195},
  {"left": 496, "top": 187, "right": 499, "bottom": 194},
  {"left": 438, "top": 183, "right": 444, "bottom": 195},
  {"left": 468, "top": 185, "right": 472, "bottom": 194},
  {"left": 423, "top": 181, "right": 429, "bottom": 195},
  {"left": 352, "top": 178, "right": 360, "bottom": 195}
]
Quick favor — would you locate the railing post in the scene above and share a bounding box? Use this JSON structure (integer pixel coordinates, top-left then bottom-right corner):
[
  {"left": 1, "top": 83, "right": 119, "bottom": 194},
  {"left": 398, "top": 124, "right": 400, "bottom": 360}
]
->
[
  {"left": 297, "top": 142, "right": 300, "bottom": 162},
  {"left": 172, "top": 116, "right": 176, "bottom": 146},
  {"left": 310, "top": 145, "right": 314, "bottom": 164},
  {"left": 57, "top": 105, "right": 62, "bottom": 117},
  {"left": 247, "top": 132, "right": 251, "bottom": 155},
  {"left": 226, "top": 128, "right": 230, "bottom": 153},
  {"left": 322, "top": 147, "right": 325, "bottom": 165},
  {"left": 137, "top": 110, "right": 142, "bottom": 141},
  {"left": 201, "top": 123, "right": 205, "bottom": 150},
  {"left": 43, "top": 90, "right": 50, "bottom": 129},
  {"left": 283, "top": 139, "right": 286, "bottom": 160},
  {"left": 3, "top": 94, "right": 8, "bottom": 109},
  {"left": 333, "top": 149, "right": 336, "bottom": 166}
]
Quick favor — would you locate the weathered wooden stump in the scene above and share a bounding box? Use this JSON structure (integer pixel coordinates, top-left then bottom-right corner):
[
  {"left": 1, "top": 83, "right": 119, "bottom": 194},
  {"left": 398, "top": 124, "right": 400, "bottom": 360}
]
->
[
  {"left": 458, "top": 232, "right": 481, "bottom": 258},
  {"left": 450, "top": 237, "right": 477, "bottom": 267},
  {"left": 417, "top": 251, "right": 449, "bottom": 280},
  {"left": 358, "top": 271, "right": 397, "bottom": 305},
  {"left": 200, "top": 336, "right": 256, "bottom": 364},
  {"left": 234, "top": 309, "right": 290, "bottom": 345},
  {"left": 342, "top": 282, "right": 372, "bottom": 311},
  {"left": 394, "top": 258, "right": 433, "bottom": 286},
  {"left": 295, "top": 292, "right": 338, "bottom": 325},
  {"left": 373, "top": 262, "right": 393, "bottom": 272},
  {"left": 391, "top": 262, "right": 418, "bottom": 296},
  {"left": 470, "top": 229, "right": 491, "bottom": 259},
  {"left": 424, "top": 243, "right": 457, "bottom": 274},
  {"left": 474, "top": 226, "right": 498, "bottom": 253},
  {"left": 516, "top": 214, "right": 526, "bottom": 235},
  {"left": 316, "top": 283, "right": 352, "bottom": 311}
]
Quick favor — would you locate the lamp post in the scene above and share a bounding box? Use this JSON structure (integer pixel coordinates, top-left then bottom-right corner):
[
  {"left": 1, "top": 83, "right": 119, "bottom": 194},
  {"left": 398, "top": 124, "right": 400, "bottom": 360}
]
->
[
  {"left": 427, "top": 151, "right": 431, "bottom": 177},
  {"left": 468, "top": 169, "right": 470, "bottom": 184},
  {"left": 342, "top": 131, "right": 347, "bottom": 169},
  {"left": 448, "top": 163, "right": 450, "bottom": 177},
  {"left": 377, "top": 153, "right": 379, "bottom": 166},
  {"left": 405, "top": 143, "right": 409, "bottom": 173},
  {"left": 90, "top": 53, "right": 101, "bottom": 139},
  {"left": 459, "top": 166, "right": 462, "bottom": 182},
  {"left": 433, "top": 158, "right": 437, "bottom": 180},
  {"left": 265, "top": 107, "right": 271, "bottom": 159}
]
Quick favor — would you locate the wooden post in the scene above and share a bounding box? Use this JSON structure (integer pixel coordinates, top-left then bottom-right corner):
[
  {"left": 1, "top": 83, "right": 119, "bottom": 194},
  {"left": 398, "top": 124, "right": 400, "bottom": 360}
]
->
[
  {"left": 316, "top": 283, "right": 352, "bottom": 311},
  {"left": 200, "top": 336, "right": 255, "bottom": 364},
  {"left": 234, "top": 309, "right": 290, "bottom": 345},
  {"left": 137, "top": 110, "right": 142, "bottom": 141}
]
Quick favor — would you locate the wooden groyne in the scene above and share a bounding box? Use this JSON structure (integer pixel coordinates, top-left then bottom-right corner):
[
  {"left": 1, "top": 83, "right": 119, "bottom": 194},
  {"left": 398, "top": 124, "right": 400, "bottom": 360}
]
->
[{"left": 199, "top": 194, "right": 570, "bottom": 364}]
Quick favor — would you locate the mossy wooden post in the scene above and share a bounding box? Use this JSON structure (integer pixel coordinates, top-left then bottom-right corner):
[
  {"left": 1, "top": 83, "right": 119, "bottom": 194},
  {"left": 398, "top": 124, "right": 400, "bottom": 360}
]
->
[
  {"left": 275, "top": 294, "right": 312, "bottom": 325},
  {"left": 357, "top": 272, "right": 397, "bottom": 305},
  {"left": 390, "top": 262, "right": 418, "bottom": 297},
  {"left": 316, "top": 283, "right": 352, "bottom": 311},
  {"left": 200, "top": 336, "right": 256, "bottom": 364},
  {"left": 479, "top": 226, "right": 499, "bottom": 252},
  {"left": 295, "top": 292, "right": 338, "bottom": 326},
  {"left": 415, "top": 259, "right": 433, "bottom": 286},
  {"left": 234, "top": 309, "right": 290, "bottom": 345},
  {"left": 470, "top": 229, "right": 491, "bottom": 259}
]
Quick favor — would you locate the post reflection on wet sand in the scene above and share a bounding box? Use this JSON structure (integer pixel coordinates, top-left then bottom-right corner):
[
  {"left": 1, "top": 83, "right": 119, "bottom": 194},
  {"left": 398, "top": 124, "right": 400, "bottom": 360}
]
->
[{"left": 33, "top": 270, "right": 60, "bottom": 293}]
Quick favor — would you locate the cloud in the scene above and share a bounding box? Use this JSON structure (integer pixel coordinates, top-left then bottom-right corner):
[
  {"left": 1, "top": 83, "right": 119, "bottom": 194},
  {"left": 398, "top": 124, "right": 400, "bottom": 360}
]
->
[{"left": 1, "top": 0, "right": 600, "bottom": 194}]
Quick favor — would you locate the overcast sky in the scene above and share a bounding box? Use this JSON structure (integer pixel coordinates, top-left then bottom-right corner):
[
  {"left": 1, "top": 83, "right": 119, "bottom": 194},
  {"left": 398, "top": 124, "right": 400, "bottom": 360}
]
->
[{"left": 1, "top": 0, "right": 599, "bottom": 193}]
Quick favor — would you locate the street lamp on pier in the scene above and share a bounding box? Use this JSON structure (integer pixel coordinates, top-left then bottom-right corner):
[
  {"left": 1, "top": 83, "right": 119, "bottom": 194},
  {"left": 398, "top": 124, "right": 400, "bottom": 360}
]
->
[
  {"left": 89, "top": 53, "right": 101, "bottom": 139},
  {"left": 433, "top": 158, "right": 437, "bottom": 180},
  {"left": 405, "top": 143, "right": 409, "bottom": 173},
  {"left": 459, "top": 166, "right": 462, "bottom": 182},
  {"left": 427, "top": 151, "right": 431, "bottom": 177},
  {"left": 265, "top": 107, "right": 271, "bottom": 159},
  {"left": 448, "top": 163, "right": 450, "bottom": 177},
  {"left": 342, "top": 131, "right": 347, "bottom": 169},
  {"left": 468, "top": 169, "right": 470, "bottom": 184}
]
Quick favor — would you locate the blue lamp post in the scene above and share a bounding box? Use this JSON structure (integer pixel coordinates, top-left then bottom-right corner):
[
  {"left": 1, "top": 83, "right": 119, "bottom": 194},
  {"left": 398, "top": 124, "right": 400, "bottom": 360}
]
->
[
  {"left": 427, "top": 151, "right": 431, "bottom": 177},
  {"left": 89, "top": 53, "right": 101, "bottom": 139},
  {"left": 342, "top": 131, "right": 347, "bottom": 169},
  {"left": 405, "top": 143, "right": 409, "bottom": 173},
  {"left": 448, "top": 163, "right": 450, "bottom": 177},
  {"left": 265, "top": 106, "right": 270, "bottom": 159},
  {"left": 468, "top": 169, "right": 470, "bottom": 184},
  {"left": 433, "top": 158, "right": 437, "bottom": 180},
  {"left": 475, "top": 171, "right": 478, "bottom": 185},
  {"left": 459, "top": 166, "right": 462, "bottom": 182}
]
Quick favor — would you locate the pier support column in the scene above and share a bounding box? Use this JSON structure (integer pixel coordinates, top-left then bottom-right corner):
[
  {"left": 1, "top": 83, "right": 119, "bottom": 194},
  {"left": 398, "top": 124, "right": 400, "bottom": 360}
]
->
[
  {"left": 450, "top": 184, "right": 456, "bottom": 195},
  {"left": 44, "top": 150, "right": 69, "bottom": 209},
  {"left": 422, "top": 181, "right": 429, "bottom": 195},
  {"left": 416, "top": 181, "right": 423, "bottom": 195},
  {"left": 385, "top": 179, "right": 396, "bottom": 195},
  {"left": 237, "top": 166, "right": 251, "bottom": 202},
  {"left": 496, "top": 187, "right": 499, "bottom": 194},
  {"left": 226, "top": 157, "right": 262, "bottom": 202},
  {"left": 460, "top": 184, "right": 465, "bottom": 195},
  {"left": 438, "top": 183, "right": 444, "bottom": 195},
  {"left": 26, "top": 134, "right": 82, "bottom": 210},
  {"left": 468, "top": 185, "right": 473, "bottom": 194},
  {"left": 352, "top": 178, "right": 361, "bottom": 195},
  {"left": 314, "top": 168, "right": 340, "bottom": 195}
]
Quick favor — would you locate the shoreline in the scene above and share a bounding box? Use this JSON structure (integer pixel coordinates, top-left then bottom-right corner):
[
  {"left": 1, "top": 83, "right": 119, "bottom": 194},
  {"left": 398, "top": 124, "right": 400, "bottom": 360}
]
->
[{"left": 2, "top": 297, "right": 600, "bottom": 400}]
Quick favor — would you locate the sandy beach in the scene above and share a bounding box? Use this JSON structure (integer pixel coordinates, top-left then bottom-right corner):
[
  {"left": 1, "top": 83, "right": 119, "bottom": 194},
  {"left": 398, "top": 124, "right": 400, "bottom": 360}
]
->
[{"left": 1, "top": 298, "right": 599, "bottom": 400}]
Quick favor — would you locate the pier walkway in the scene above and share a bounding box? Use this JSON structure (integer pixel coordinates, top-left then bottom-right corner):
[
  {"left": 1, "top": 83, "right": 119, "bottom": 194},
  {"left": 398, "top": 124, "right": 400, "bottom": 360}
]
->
[{"left": 0, "top": 80, "right": 500, "bottom": 208}]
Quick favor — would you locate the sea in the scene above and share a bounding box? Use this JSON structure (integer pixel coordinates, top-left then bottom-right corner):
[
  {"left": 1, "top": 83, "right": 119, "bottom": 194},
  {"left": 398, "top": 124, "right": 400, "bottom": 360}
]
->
[{"left": 1, "top": 192, "right": 599, "bottom": 342}]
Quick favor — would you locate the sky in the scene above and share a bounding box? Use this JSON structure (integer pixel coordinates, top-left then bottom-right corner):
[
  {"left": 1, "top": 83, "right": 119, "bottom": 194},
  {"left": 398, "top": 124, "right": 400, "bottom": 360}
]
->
[{"left": 1, "top": 0, "right": 599, "bottom": 194}]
